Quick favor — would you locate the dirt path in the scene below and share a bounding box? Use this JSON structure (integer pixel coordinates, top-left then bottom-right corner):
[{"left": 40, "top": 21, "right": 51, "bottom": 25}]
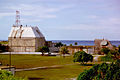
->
[
  {"left": 15, "top": 64, "right": 74, "bottom": 71},
  {"left": 16, "top": 55, "right": 105, "bottom": 72}
]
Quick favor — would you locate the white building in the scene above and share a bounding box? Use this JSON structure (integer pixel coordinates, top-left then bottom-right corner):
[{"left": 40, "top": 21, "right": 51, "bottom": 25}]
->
[{"left": 8, "top": 25, "right": 46, "bottom": 52}]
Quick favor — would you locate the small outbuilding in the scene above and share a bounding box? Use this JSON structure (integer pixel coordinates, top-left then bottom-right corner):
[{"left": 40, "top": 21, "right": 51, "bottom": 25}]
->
[
  {"left": 8, "top": 25, "right": 46, "bottom": 52},
  {"left": 94, "top": 39, "right": 113, "bottom": 54}
]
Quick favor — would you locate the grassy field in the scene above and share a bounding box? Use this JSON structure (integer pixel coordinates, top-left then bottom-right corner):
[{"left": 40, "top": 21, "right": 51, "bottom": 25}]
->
[
  {"left": 15, "top": 64, "right": 92, "bottom": 80},
  {"left": 0, "top": 54, "right": 102, "bottom": 80},
  {"left": 0, "top": 54, "right": 73, "bottom": 69}
]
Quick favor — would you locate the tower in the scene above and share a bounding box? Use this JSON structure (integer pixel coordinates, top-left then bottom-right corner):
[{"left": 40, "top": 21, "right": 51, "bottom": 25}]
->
[
  {"left": 15, "top": 10, "right": 21, "bottom": 27},
  {"left": 9, "top": 11, "right": 46, "bottom": 52}
]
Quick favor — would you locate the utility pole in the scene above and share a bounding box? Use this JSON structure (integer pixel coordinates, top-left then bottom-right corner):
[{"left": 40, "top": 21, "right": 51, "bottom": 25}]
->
[
  {"left": 9, "top": 38, "right": 12, "bottom": 71},
  {"left": 9, "top": 10, "right": 21, "bottom": 71}
]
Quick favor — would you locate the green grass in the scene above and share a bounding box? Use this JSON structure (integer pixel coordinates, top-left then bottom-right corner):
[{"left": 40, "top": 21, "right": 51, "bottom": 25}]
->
[
  {"left": 15, "top": 64, "right": 92, "bottom": 80},
  {"left": 0, "top": 54, "right": 101, "bottom": 80},
  {"left": 0, "top": 54, "right": 73, "bottom": 69}
]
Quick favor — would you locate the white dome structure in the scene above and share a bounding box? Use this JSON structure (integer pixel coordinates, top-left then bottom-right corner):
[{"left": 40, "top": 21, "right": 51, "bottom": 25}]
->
[{"left": 100, "top": 40, "right": 108, "bottom": 46}]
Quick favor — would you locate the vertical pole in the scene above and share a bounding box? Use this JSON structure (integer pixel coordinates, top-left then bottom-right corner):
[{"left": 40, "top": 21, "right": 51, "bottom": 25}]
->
[{"left": 9, "top": 37, "right": 12, "bottom": 71}]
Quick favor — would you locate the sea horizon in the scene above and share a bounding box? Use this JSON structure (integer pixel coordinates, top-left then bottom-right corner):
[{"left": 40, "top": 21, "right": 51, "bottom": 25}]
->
[{"left": 1, "top": 39, "right": 120, "bottom": 47}]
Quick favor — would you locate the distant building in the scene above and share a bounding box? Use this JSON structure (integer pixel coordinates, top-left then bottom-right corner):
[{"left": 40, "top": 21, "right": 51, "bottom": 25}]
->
[
  {"left": 66, "top": 46, "right": 94, "bottom": 55},
  {"left": 8, "top": 25, "right": 46, "bottom": 52},
  {"left": 94, "top": 39, "right": 113, "bottom": 54}
]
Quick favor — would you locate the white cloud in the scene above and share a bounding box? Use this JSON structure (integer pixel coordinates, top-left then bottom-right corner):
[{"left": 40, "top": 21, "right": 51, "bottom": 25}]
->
[{"left": 0, "top": 3, "right": 74, "bottom": 22}]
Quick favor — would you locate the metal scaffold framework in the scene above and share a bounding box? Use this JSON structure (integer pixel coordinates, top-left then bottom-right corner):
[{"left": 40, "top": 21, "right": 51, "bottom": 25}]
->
[{"left": 15, "top": 10, "right": 21, "bottom": 27}]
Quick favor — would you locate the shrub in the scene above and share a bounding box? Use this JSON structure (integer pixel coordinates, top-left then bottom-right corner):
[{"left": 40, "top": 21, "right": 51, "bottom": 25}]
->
[
  {"left": 0, "top": 44, "right": 8, "bottom": 52},
  {"left": 77, "top": 59, "right": 120, "bottom": 80},
  {"left": 101, "top": 48, "right": 110, "bottom": 55},
  {"left": 73, "top": 51, "right": 93, "bottom": 64},
  {"left": 100, "top": 56, "right": 114, "bottom": 62},
  {"left": 109, "top": 50, "right": 119, "bottom": 59},
  {"left": 36, "top": 46, "right": 49, "bottom": 56},
  {"left": 0, "top": 70, "right": 25, "bottom": 80},
  {"left": 118, "top": 45, "right": 120, "bottom": 53},
  {"left": 55, "top": 42, "right": 63, "bottom": 47},
  {"left": 70, "top": 44, "right": 72, "bottom": 46}
]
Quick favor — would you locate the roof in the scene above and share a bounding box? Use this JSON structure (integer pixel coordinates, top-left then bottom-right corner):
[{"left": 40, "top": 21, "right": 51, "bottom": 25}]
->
[
  {"left": 8, "top": 26, "right": 44, "bottom": 38},
  {"left": 100, "top": 40, "right": 108, "bottom": 46}
]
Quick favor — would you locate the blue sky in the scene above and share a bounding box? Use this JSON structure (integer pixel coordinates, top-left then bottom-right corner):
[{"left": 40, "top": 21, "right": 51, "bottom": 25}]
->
[{"left": 0, "top": 0, "right": 120, "bottom": 40}]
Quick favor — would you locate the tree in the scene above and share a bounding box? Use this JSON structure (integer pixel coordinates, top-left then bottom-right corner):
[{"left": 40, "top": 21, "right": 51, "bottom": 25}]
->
[
  {"left": 0, "top": 44, "right": 8, "bottom": 52},
  {"left": 55, "top": 42, "right": 63, "bottom": 48},
  {"left": 73, "top": 51, "right": 93, "bottom": 64},
  {"left": 63, "top": 44, "right": 66, "bottom": 46},
  {"left": 74, "top": 42, "right": 78, "bottom": 45},
  {"left": 117, "top": 45, "right": 120, "bottom": 58},
  {"left": 101, "top": 48, "right": 110, "bottom": 55},
  {"left": 60, "top": 46, "right": 69, "bottom": 58},
  {"left": 109, "top": 50, "right": 119, "bottom": 59},
  {"left": 36, "top": 46, "right": 49, "bottom": 56},
  {"left": 77, "top": 60, "right": 120, "bottom": 80},
  {"left": 113, "top": 45, "right": 117, "bottom": 50},
  {"left": 70, "top": 44, "right": 72, "bottom": 46}
]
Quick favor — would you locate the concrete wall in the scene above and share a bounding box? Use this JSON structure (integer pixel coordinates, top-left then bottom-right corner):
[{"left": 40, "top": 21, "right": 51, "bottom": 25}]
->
[
  {"left": 8, "top": 37, "right": 45, "bottom": 52},
  {"left": 35, "top": 37, "right": 46, "bottom": 50}
]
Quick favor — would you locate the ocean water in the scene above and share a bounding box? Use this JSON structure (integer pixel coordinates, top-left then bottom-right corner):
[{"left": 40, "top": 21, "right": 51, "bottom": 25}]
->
[
  {"left": 51, "top": 40, "right": 120, "bottom": 47},
  {"left": 1, "top": 40, "right": 120, "bottom": 47}
]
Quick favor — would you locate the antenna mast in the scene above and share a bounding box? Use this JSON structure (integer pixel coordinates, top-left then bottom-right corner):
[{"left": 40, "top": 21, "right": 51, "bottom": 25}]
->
[{"left": 15, "top": 10, "right": 20, "bottom": 27}]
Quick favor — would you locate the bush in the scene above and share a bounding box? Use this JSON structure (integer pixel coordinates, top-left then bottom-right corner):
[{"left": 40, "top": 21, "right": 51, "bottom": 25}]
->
[
  {"left": 77, "top": 59, "right": 120, "bottom": 80},
  {"left": 77, "top": 64, "right": 99, "bottom": 80},
  {"left": 70, "top": 44, "right": 72, "bottom": 46},
  {"left": 101, "top": 56, "right": 114, "bottom": 62},
  {"left": 55, "top": 42, "right": 63, "bottom": 47},
  {"left": 73, "top": 51, "right": 93, "bottom": 64},
  {"left": 0, "top": 44, "right": 8, "bottom": 52},
  {"left": 101, "top": 48, "right": 110, "bottom": 55},
  {"left": 36, "top": 46, "right": 49, "bottom": 56},
  {"left": 109, "top": 50, "right": 119, "bottom": 59},
  {"left": 118, "top": 45, "right": 120, "bottom": 53},
  {"left": 0, "top": 70, "right": 25, "bottom": 80}
]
